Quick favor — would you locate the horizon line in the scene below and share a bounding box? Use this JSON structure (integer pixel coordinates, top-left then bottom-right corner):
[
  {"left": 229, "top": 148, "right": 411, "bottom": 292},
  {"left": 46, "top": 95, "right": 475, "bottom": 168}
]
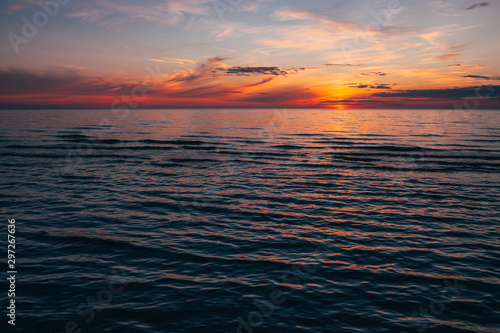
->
[{"left": 1, "top": 107, "right": 500, "bottom": 111}]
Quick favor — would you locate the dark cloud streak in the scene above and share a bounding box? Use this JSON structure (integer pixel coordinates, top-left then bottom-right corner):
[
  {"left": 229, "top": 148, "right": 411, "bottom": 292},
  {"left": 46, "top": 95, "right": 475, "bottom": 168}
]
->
[
  {"left": 463, "top": 2, "right": 491, "bottom": 10},
  {"left": 462, "top": 75, "right": 490, "bottom": 79},
  {"left": 373, "top": 85, "right": 500, "bottom": 99},
  {"left": 346, "top": 83, "right": 392, "bottom": 89}
]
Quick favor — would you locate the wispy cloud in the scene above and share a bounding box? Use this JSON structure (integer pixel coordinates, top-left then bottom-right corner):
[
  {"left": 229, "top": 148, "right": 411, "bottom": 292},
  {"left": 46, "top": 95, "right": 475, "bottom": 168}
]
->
[
  {"left": 432, "top": 52, "right": 463, "bottom": 60},
  {"left": 271, "top": 5, "right": 348, "bottom": 26},
  {"left": 7, "top": 0, "right": 38, "bottom": 15},
  {"left": 244, "top": 77, "right": 275, "bottom": 87},
  {"left": 323, "top": 63, "right": 362, "bottom": 67},
  {"left": 427, "top": 1, "right": 453, "bottom": 9},
  {"left": 66, "top": 0, "right": 214, "bottom": 26},
  {"left": 0, "top": 67, "right": 129, "bottom": 95},
  {"left": 463, "top": 2, "right": 491, "bottom": 10},
  {"left": 163, "top": 56, "right": 227, "bottom": 84}
]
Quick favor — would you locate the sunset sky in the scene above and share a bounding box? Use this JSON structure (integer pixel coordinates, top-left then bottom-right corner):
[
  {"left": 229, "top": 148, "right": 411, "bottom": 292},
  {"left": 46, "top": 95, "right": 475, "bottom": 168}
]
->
[{"left": 1, "top": 0, "right": 499, "bottom": 109}]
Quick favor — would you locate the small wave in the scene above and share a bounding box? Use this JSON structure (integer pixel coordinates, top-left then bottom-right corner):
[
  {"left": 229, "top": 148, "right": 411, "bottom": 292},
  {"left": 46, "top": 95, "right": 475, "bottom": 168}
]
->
[
  {"left": 55, "top": 134, "right": 122, "bottom": 144},
  {"left": 271, "top": 144, "right": 304, "bottom": 149},
  {"left": 170, "top": 158, "right": 220, "bottom": 163},
  {"left": 152, "top": 162, "right": 184, "bottom": 168},
  {"left": 139, "top": 139, "right": 207, "bottom": 145}
]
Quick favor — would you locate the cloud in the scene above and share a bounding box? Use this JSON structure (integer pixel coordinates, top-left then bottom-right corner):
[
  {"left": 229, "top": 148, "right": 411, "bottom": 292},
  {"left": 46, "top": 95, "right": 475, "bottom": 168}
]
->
[
  {"left": 323, "top": 63, "right": 362, "bottom": 67},
  {"left": 462, "top": 75, "right": 500, "bottom": 80},
  {"left": 371, "top": 84, "right": 392, "bottom": 89},
  {"left": 214, "top": 66, "right": 308, "bottom": 78},
  {"left": 463, "top": 2, "right": 491, "bottom": 10},
  {"left": 272, "top": 5, "right": 347, "bottom": 25},
  {"left": 162, "top": 58, "right": 199, "bottom": 65},
  {"left": 447, "top": 42, "right": 471, "bottom": 51},
  {"left": 427, "top": 1, "right": 452, "bottom": 8},
  {"left": 238, "top": 0, "right": 273, "bottom": 13},
  {"left": 7, "top": 0, "right": 38, "bottom": 15},
  {"left": 419, "top": 24, "right": 479, "bottom": 61},
  {"left": 432, "top": 52, "right": 463, "bottom": 60},
  {"left": 0, "top": 60, "right": 228, "bottom": 100},
  {"left": 373, "top": 85, "right": 500, "bottom": 99},
  {"left": 271, "top": 3, "right": 412, "bottom": 37},
  {"left": 346, "top": 83, "right": 392, "bottom": 89},
  {"left": 8, "top": 4, "right": 24, "bottom": 15},
  {"left": 377, "top": 23, "right": 417, "bottom": 36},
  {"left": 164, "top": 56, "right": 227, "bottom": 84},
  {"left": 462, "top": 75, "right": 490, "bottom": 79},
  {"left": 149, "top": 57, "right": 200, "bottom": 65},
  {"left": 0, "top": 67, "right": 132, "bottom": 95},
  {"left": 0, "top": 67, "right": 143, "bottom": 109},
  {"left": 356, "top": 72, "right": 388, "bottom": 77},
  {"left": 244, "top": 77, "right": 275, "bottom": 87},
  {"left": 222, "top": 66, "right": 288, "bottom": 76},
  {"left": 66, "top": 0, "right": 214, "bottom": 27},
  {"left": 0, "top": 56, "right": 312, "bottom": 109}
]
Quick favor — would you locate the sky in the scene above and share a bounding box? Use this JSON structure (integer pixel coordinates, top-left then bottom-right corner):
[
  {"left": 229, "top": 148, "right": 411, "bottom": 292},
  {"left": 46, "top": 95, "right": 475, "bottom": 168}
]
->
[{"left": 0, "top": 0, "right": 499, "bottom": 109}]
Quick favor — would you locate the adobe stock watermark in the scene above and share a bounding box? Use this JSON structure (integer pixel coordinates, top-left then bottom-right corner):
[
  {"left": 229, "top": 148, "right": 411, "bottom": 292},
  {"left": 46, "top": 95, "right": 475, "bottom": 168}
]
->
[
  {"left": 7, "top": 0, "right": 71, "bottom": 54},
  {"left": 401, "top": 279, "right": 467, "bottom": 333},
  {"left": 389, "top": 82, "right": 496, "bottom": 184},
  {"left": 175, "top": 106, "right": 289, "bottom": 223},
  {"left": 340, "top": 0, "right": 403, "bottom": 62},
  {"left": 213, "top": 0, "right": 244, "bottom": 20},
  {"left": 52, "top": 57, "right": 167, "bottom": 181},
  {"left": 236, "top": 242, "right": 335, "bottom": 333},
  {"left": 179, "top": 106, "right": 285, "bottom": 223},
  {"left": 49, "top": 268, "right": 130, "bottom": 333}
]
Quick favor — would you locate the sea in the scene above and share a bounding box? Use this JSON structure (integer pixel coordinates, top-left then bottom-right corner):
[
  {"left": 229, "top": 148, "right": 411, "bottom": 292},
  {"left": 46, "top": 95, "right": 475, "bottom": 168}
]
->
[{"left": 1, "top": 109, "right": 499, "bottom": 333}]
